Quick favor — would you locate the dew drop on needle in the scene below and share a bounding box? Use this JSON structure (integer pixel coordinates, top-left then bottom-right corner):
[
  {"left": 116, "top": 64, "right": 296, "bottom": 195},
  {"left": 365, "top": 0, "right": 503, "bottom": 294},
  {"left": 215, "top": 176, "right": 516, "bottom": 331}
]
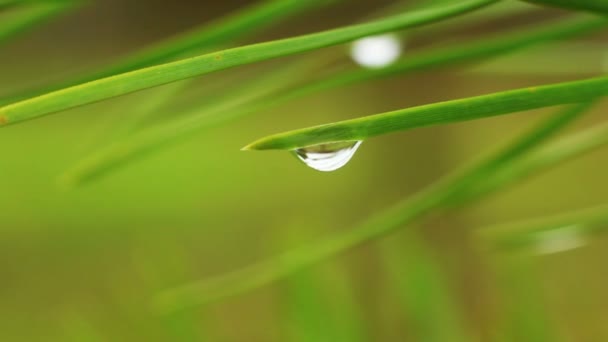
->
[{"left": 292, "top": 141, "right": 362, "bottom": 172}]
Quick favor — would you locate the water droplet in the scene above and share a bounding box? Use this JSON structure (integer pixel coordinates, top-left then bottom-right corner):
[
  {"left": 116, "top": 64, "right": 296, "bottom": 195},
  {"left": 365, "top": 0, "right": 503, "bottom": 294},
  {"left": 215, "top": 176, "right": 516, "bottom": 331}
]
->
[
  {"left": 293, "top": 141, "right": 362, "bottom": 172},
  {"left": 350, "top": 34, "right": 403, "bottom": 69},
  {"left": 535, "top": 225, "right": 586, "bottom": 255}
]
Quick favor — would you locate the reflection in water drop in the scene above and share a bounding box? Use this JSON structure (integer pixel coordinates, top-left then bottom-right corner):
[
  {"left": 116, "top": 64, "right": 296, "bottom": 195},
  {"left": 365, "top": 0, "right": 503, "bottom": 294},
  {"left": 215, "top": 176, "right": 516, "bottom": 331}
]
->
[
  {"left": 350, "top": 34, "right": 403, "bottom": 69},
  {"left": 293, "top": 141, "right": 362, "bottom": 172},
  {"left": 535, "top": 225, "right": 587, "bottom": 255}
]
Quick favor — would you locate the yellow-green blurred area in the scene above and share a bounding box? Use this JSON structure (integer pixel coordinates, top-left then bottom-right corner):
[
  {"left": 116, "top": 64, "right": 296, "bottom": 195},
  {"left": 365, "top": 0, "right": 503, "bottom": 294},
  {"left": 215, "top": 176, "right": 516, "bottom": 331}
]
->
[{"left": 1, "top": 0, "right": 608, "bottom": 341}]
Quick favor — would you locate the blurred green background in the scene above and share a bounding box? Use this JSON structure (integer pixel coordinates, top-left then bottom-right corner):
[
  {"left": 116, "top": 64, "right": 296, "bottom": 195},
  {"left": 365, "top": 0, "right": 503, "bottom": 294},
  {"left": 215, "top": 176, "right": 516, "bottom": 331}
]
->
[{"left": 1, "top": 0, "right": 608, "bottom": 341}]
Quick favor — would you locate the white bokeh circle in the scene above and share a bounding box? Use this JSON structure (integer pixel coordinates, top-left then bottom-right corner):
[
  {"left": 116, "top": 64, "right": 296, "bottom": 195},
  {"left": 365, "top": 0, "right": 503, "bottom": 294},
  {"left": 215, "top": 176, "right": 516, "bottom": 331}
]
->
[{"left": 350, "top": 34, "right": 403, "bottom": 69}]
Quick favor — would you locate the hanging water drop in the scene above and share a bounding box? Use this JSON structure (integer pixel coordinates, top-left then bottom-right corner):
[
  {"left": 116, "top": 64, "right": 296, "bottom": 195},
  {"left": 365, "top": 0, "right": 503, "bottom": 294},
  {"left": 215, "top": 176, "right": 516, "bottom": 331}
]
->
[{"left": 293, "top": 141, "right": 362, "bottom": 172}]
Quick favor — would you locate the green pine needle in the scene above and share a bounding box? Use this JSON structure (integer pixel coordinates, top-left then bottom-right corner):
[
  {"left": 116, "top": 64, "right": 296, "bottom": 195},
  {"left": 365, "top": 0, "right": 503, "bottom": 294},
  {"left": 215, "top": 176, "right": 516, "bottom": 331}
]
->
[
  {"left": 0, "top": 0, "right": 497, "bottom": 126},
  {"left": 0, "top": 0, "right": 337, "bottom": 105},
  {"left": 243, "top": 77, "right": 608, "bottom": 151},
  {"left": 0, "top": 1, "right": 76, "bottom": 44}
]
